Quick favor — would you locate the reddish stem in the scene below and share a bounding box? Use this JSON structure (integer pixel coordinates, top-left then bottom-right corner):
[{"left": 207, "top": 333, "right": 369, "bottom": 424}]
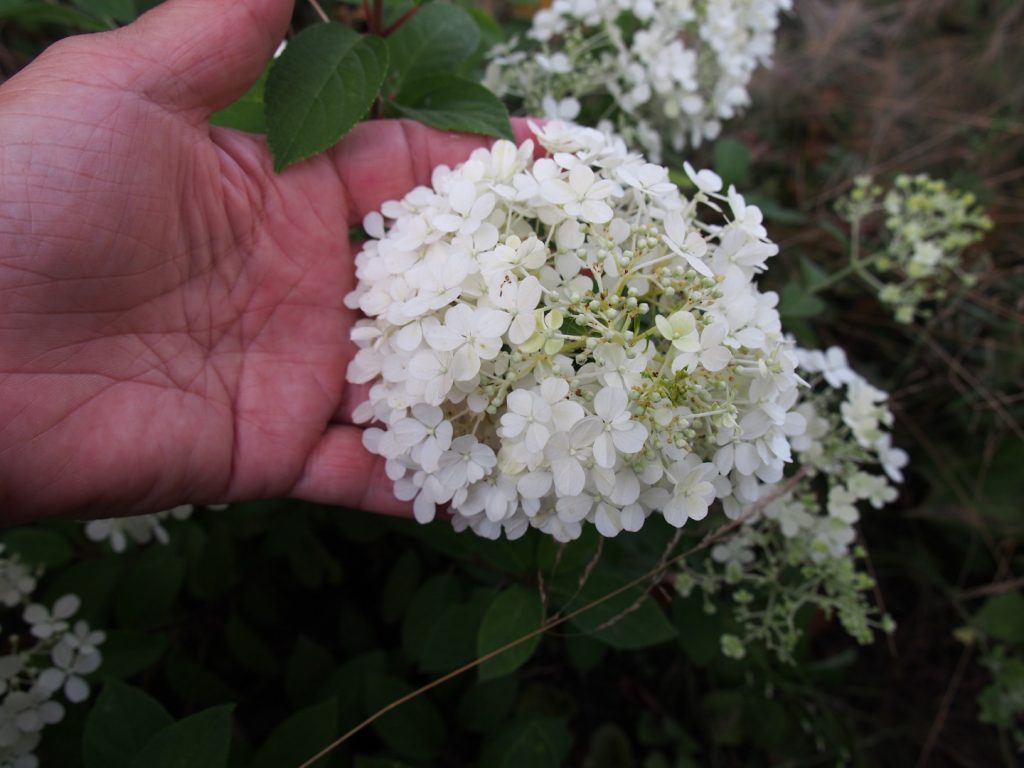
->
[
  {"left": 382, "top": 4, "right": 420, "bottom": 36},
  {"left": 362, "top": 0, "right": 375, "bottom": 33},
  {"left": 373, "top": 0, "right": 384, "bottom": 36}
]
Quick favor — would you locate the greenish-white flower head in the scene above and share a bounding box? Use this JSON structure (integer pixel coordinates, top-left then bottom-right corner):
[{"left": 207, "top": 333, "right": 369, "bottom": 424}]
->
[
  {"left": 347, "top": 121, "right": 805, "bottom": 542},
  {"left": 837, "top": 173, "right": 993, "bottom": 323}
]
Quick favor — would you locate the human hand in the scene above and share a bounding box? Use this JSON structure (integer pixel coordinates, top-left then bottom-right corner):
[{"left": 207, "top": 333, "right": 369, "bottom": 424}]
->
[{"left": 0, "top": 0, "right": 531, "bottom": 522}]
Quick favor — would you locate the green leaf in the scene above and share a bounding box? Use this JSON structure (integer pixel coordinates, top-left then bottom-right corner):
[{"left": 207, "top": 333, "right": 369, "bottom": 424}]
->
[
  {"left": 401, "top": 574, "right": 462, "bottom": 659},
  {"left": 1, "top": 527, "right": 73, "bottom": 568},
  {"left": 211, "top": 68, "right": 268, "bottom": 133},
  {"left": 127, "top": 705, "right": 234, "bottom": 768},
  {"left": 386, "top": 3, "right": 480, "bottom": 85},
  {"left": 265, "top": 24, "right": 389, "bottom": 171},
  {"left": 381, "top": 550, "right": 421, "bottom": 624},
  {"left": 712, "top": 137, "right": 750, "bottom": 186},
  {"left": 114, "top": 550, "right": 185, "bottom": 629},
  {"left": 71, "top": 0, "right": 135, "bottom": 23},
  {"left": 584, "top": 724, "right": 637, "bottom": 768},
  {"left": 799, "top": 255, "right": 832, "bottom": 290},
  {"left": 99, "top": 630, "right": 169, "bottom": 680},
  {"left": 457, "top": 676, "right": 518, "bottom": 733},
  {"left": 974, "top": 592, "right": 1024, "bottom": 643},
  {"left": 420, "top": 597, "right": 488, "bottom": 673},
  {"left": 393, "top": 75, "right": 513, "bottom": 140},
  {"left": 745, "top": 195, "right": 810, "bottom": 225},
  {"left": 225, "top": 613, "right": 280, "bottom": 677},
  {"left": 45, "top": 557, "right": 124, "bottom": 625},
  {"left": 558, "top": 568, "right": 676, "bottom": 650},
  {"left": 672, "top": 594, "right": 722, "bottom": 666},
  {"left": 477, "top": 585, "right": 544, "bottom": 680},
  {"left": 0, "top": 0, "right": 106, "bottom": 30},
  {"left": 364, "top": 674, "right": 445, "bottom": 759},
  {"left": 251, "top": 698, "right": 338, "bottom": 768},
  {"left": 285, "top": 636, "right": 337, "bottom": 710},
  {"left": 480, "top": 718, "right": 573, "bottom": 768},
  {"left": 779, "top": 281, "right": 827, "bottom": 320},
  {"left": 83, "top": 680, "right": 173, "bottom": 768},
  {"left": 164, "top": 653, "right": 237, "bottom": 709}
]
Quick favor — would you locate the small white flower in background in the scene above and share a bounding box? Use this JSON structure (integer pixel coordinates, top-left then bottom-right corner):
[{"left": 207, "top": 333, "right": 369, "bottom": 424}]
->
[
  {"left": 486, "top": 0, "right": 792, "bottom": 160},
  {"left": 0, "top": 548, "right": 104, "bottom": 767},
  {"left": 83, "top": 503, "right": 227, "bottom": 553},
  {"left": 347, "top": 121, "right": 806, "bottom": 542},
  {"left": 23, "top": 596, "right": 79, "bottom": 641}
]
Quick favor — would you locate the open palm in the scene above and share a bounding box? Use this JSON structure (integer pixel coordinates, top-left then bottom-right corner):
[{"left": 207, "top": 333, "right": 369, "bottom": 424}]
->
[{"left": 0, "top": 0, "right": 528, "bottom": 522}]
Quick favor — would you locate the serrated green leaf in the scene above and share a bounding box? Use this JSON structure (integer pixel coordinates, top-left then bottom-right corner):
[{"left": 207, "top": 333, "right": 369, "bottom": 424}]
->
[
  {"left": 265, "top": 24, "right": 389, "bottom": 171},
  {"left": 127, "top": 705, "right": 234, "bottom": 768},
  {"left": 477, "top": 585, "right": 544, "bottom": 680},
  {"left": 387, "top": 3, "right": 479, "bottom": 85},
  {"left": 393, "top": 75, "right": 513, "bottom": 140},
  {"left": 251, "top": 698, "right": 338, "bottom": 768},
  {"left": 83, "top": 680, "right": 173, "bottom": 768},
  {"left": 211, "top": 68, "right": 268, "bottom": 133}
]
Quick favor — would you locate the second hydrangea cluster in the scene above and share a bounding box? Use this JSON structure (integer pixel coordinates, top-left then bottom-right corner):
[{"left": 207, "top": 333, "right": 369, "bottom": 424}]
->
[
  {"left": 485, "top": 0, "right": 792, "bottom": 160},
  {"left": 347, "top": 121, "right": 808, "bottom": 542}
]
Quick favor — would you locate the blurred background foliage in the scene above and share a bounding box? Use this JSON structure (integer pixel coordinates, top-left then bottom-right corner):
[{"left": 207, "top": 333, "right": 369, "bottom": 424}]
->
[{"left": 1, "top": 0, "right": 1022, "bottom": 765}]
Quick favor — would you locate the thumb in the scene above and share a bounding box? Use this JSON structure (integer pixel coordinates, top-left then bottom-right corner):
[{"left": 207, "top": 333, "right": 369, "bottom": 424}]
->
[{"left": 117, "top": 0, "right": 294, "bottom": 116}]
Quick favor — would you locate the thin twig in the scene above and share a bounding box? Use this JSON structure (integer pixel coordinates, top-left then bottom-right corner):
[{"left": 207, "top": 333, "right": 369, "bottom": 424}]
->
[
  {"left": 307, "top": 0, "right": 330, "bottom": 24},
  {"left": 917, "top": 642, "right": 974, "bottom": 768},
  {"left": 959, "top": 576, "right": 1024, "bottom": 601}
]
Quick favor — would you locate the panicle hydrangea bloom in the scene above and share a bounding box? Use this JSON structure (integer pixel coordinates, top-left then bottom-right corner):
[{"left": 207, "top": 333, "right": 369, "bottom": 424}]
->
[
  {"left": 346, "top": 121, "right": 808, "bottom": 542},
  {"left": 836, "top": 174, "right": 992, "bottom": 323},
  {"left": 674, "top": 347, "right": 906, "bottom": 660},
  {"left": 83, "top": 503, "right": 226, "bottom": 553},
  {"left": 0, "top": 546, "right": 104, "bottom": 768},
  {"left": 485, "top": 0, "right": 791, "bottom": 161}
]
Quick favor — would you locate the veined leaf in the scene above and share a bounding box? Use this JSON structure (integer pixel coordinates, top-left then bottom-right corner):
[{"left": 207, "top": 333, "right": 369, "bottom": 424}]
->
[
  {"left": 265, "top": 24, "right": 388, "bottom": 171},
  {"left": 387, "top": 3, "right": 479, "bottom": 86},
  {"left": 393, "top": 74, "right": 513, "bottom": 140}
]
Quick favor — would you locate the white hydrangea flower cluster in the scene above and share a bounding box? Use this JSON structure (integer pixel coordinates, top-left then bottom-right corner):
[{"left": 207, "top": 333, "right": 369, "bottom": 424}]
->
[
  {"left": 0, "top": 546, "right": 104, "bottom": 768},
  {"left": 732, "top": 346, "right": 908, "bottom": 563},
  {"left": 836, "top": 174, "right": 992, "bottom": 324},
  {"left": 346, "top": 121, "right": 808, "bottom": 542},
  {"left": 678, "top": 348, "right": 906, "bottom": 659},
  {"left": 485, "top": 0, "right": 791, "bottom": 161},
  {"left": 83, "top": 503, "right": 225, "bottom": 553}
]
